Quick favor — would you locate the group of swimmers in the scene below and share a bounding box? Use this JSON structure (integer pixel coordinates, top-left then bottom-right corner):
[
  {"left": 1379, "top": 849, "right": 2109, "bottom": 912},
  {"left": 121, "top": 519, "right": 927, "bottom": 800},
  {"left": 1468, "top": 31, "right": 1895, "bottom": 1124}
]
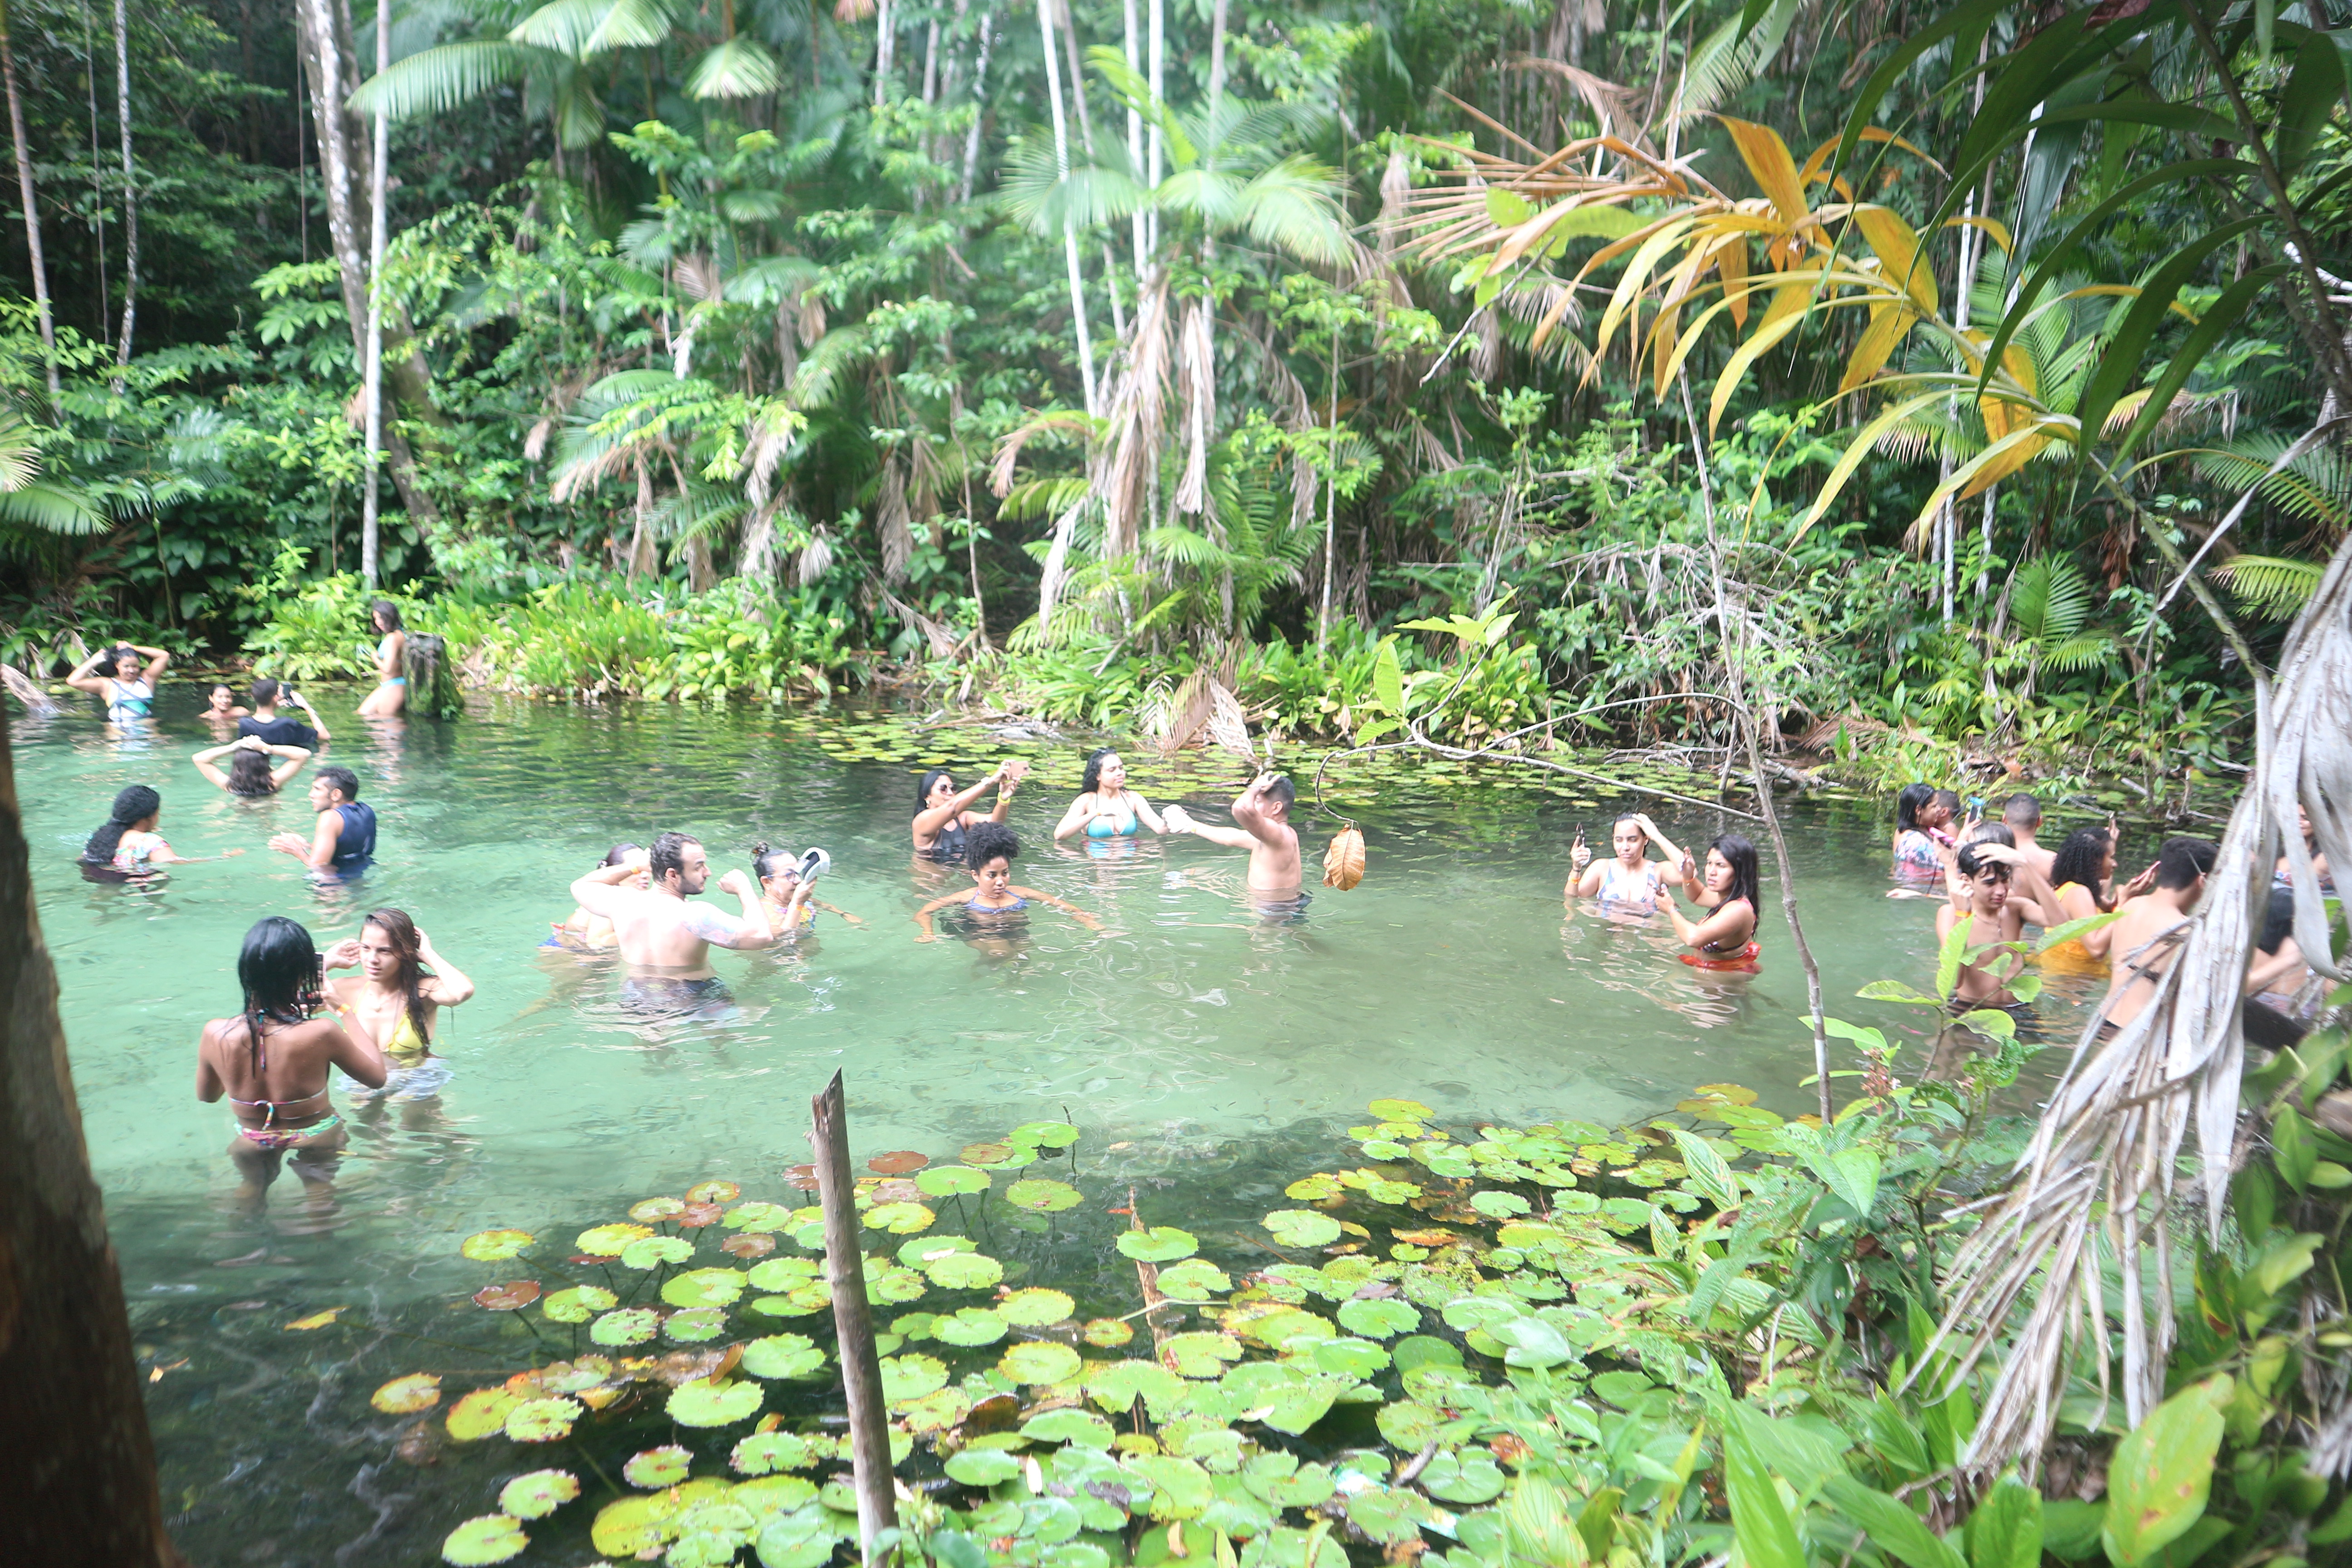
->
[
  {"left": 1891, "top": 785, "right": 2332, "bottom": 1046},
  {"left": 1562, "top": 813, "right": 1767, "bottom": 970}
]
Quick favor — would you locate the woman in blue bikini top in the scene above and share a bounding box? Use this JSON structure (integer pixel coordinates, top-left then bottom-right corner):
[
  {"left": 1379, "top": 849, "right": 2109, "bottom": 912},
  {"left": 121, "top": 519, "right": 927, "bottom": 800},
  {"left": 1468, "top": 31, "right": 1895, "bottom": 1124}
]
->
[{"left": 1051, "top": 748, "right": 1170, "bottom": 842}]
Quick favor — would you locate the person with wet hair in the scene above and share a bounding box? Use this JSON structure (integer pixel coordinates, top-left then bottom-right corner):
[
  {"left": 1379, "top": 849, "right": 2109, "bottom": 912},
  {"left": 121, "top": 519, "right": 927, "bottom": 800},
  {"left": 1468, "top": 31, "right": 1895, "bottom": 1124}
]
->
[
  {"left": 549, "top": 843, "right": 646, "bottom": 950},
  {"left": 192, "top": 734, "right": 313, "bottom": 795},
  {"left": 325, "top": 908, "right": 475, "bottom": 1103},
  {"left": 81, "top": 783, "right": 245, "bottom": 877},
  {"left": 195, "top": 916, "right": 386, "bottom": 1210},
  {"left": 2090, "top": 836, "right": 2218, "bottom": 1033},
  {"left": 1936, "top": 838, "right": 2055, "bottom": 1007},
  {"left": 65, "top": 641, "right": 169, "bottom": 726},
  {"left": 913, "top": 822, "right": 1099, "bottom": 939},
  {"left": 1565, "top": 811, "right": 1689, "bottom": 911},
  {"left": 2001, "top": 793, "right": 2056, "bottom": 885},
  {"left": 202, "top": 682, "right": 250, "bottom": 733},
  {"left": 1162, "top": 773, "right": 1304, "bottom": 899},
  {"left": 270, "top": 765, "right": 375, "bottom": 872},
  {"left": 1656, "top": 833, "right": 1763, "bottom": 971},
  {"left": 2039, "top": 825, "right": 2136, "bottom": 977},
  {"left": 1891, "top": 783, "right": 1947, "bottom": 877},
  {"left": 358, "top": 600, "right": 408, "bottom": 717},
  {"left": 570, "top": 830, "right": 776, "bottom": 1010},
  {"left": 912, "top": 760, "right": 1030, "bottom": 861},
  {"left": 238, "top": 676, "right": 330, "bottom": 749},
  {"left": 1052, "top": 749, "right": 1168, "bottom": 841}
]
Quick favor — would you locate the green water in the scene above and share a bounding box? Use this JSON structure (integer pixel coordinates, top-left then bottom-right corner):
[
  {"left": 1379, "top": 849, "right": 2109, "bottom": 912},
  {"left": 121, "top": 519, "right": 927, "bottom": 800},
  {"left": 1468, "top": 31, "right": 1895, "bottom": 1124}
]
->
[{"left": 15, "top": 691, "right": 2096, "bottom": 1563}]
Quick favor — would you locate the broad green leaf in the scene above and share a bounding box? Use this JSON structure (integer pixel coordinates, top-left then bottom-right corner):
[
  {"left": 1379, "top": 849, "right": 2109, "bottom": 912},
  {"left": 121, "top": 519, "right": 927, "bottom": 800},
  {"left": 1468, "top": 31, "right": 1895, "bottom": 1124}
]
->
[
  {"left": 1822, "top": 1475, "right": 1964, "bottom": 1568},
  {"left": 1965, "top": 1479, "right": 2041, "bottom": 1568},
  {"left": 1668, "top": 1129, "right": 1739, "bottom": 1210},
  {"left": 1722, "top": 1420, "right": 1805, "bottom": 1568},
  {"left": 2102, "top": 1377, "right": 2226, "bottom": 1565}
]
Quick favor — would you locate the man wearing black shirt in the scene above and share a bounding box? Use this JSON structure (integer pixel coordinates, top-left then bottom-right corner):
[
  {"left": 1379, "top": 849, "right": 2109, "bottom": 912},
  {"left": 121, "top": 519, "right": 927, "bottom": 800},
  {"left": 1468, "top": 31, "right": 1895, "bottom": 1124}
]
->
[{"left": 238, "top": 678, "right": 330, "bottom": 750}]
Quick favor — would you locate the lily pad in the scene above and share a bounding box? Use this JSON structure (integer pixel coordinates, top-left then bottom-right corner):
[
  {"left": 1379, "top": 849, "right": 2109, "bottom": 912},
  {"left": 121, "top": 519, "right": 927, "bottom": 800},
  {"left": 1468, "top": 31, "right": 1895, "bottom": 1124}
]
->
[
  {"left": 932, "top": 1307, "right": 1009, "bottom": 1347},
  {"left": 1156, "top": 1260, "right": 1233, "bottom": 1302},
  {"left": 945, "top": 1446, "right": 1024, "bottom": 1486},
  {"left": 590, "top": 1307, "right": 662, "bottom": 1347},
  {"left": 666, "top": 1307, "right": 730, "bottom": 1343},
  {"left": 1165, "top": 1331, "right": 1244, "bottom": 1378},
  {"left": 576, "top": 1222, "right": 653, "bottom": 1254},
  {"left": 999, "top": 1287, "right": 1076, "bottom": 1326},
  {"left": 864, "top": 1201, "right": 936, "bottom": 1235},
  {"left": 961, "top": 1142, "right": 1017, "bottom": 1166},
  {"left": 1345, "top": 1488, "right": 1426, "bottom": 1544},
  {"left": 662, "top": 1267, "right": 748, "bottom": 1308},
  {"left": 723, "top": 1200, "right": 796, "bottom": 1232},
  {"left": 1009, "top": 1120, "right": 1081, "bottom": 1149},
  {"left": 498, "top": 1468, "right": 581, "bottom": 1519},
  {"left": 622, "top": 1235, "right": 695, "bottom": 1270},
  {"left": 371, "top": 1372, "right": 441, "bottom": 1413},
  {"left": 922, "top": 1251, "right": 1005, "bottom": 1289},
  {"left": 1285, "top": 1174, "right": 1343, "bottom": 1201},
  {"left": 1023, "top": 1407, "right": 1117, "bottom": 1448},
  {"left": 442, "top": 1514, "right": 529, "bottom": 1566},
  {"left": 473, "top": 1280, "right": 541, "bottom": 1311},
  {"left": 1310, "top": 1337, "right": 1391, "bottom": 1378},
  {"left": 459, "top": 1229, "right": 535, "bottom": 1262},
  {"left": 1261, "top": 1210, "right": 1342, "bottom": 1248},
  {"left": 1367, "top": 1098, "right": 1434, "bottom": 1122},
  {"left": 541, "top": 1285, "right": 618, "bottom": 1324},
  {"left": 445, "top": 1387, "right": 522, "bottom": 1441},
  {"left": 624, "top": 1444, "right": 695, "bottom": 1488},
  {"left": 1469, "top": 1189, "right": 1531, "bottom": 1218},
  {"left": 1336, "top": 1298, "right": 1419, "bottom": 1339},
  {"left": 505, "top": 1396, "right": 583, "bottom": 1442},
  {"left": 900, "top": 1386, "right": 975, "bottom": 1433},
  {"left": 732, "top": 1431, "right": 826, "bottom": 1475},
  {"left": 1005, "top": 1179, "right": 1082, "bottom": 1213},
  {"left": 630, "top": 1196, "right": 686, "bottom": 1222},
  {"left": 1116, "top": 1226, "right": 1199, "bottom": 1262},
  {"left": 1124, "top": 1455, "right": 1215, "bottom": 1520},
  {"left": 879, "top": 1352, "right": 950, "bottom": 1404},
  {"left": 1421, "top": 1450, "right": 1505, "bottom": 1504},
  {"left": 868, "top": 1150, "right": 930, "bottom": 1174},
  {"left": 1082, "top": 1318, "right": 1135, "bottom": 1348},
  {"left": 1000, "top": 1340, "right": 1083, "bottom": 1385},
  {"left": 688, "top": 1179, "right": 743, "bottom": 1204},
  {"left": 1376, "top": 1401, "right": 1438, "bottom": 1449},
  {"left": 678, "top": 1202, "right": 723, "bottom": 1229},
  {"left": 747, "top": 1256, "right": 821, "bottom": 1290},
  {"left": 668, "top": 1378, "right": 764, "bottom": 1427},
  {"left": 914, "top": 1164, "right": 991, "bottom": 1196},
  {"left": 720, "top": 1233, "right": 776, "bottom": 1259},
  {"left": 867, "top": 1264, "right": 927, "bottom": 1303},
  {"left": 741, "top": 1334, "right": 826, "bottom": 1379}
]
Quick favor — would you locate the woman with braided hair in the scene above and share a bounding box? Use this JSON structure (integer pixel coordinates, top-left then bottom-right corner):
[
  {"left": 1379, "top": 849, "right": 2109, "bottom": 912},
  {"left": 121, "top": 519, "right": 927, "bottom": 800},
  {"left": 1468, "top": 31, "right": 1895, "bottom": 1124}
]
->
[
  {"left": 323, "top": 909, "right": 477, "bottom": 1105},
  {"left": 78, "top": 784, "right": 244, "bottom": 878}
]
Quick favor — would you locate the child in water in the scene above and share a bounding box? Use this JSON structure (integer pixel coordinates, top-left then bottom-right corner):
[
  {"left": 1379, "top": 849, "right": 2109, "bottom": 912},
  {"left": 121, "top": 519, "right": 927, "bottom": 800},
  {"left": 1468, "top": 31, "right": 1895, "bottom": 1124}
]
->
[{"left": 1936, "top": 838, "right": 2054, "bottom": 1008}]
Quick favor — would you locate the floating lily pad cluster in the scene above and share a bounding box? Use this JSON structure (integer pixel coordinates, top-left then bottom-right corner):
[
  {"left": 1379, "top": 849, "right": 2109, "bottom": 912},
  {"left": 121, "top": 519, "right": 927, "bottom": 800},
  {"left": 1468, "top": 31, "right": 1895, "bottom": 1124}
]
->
[{"left": 389, "top": 1095, "right": 1800, "bottom": 1568}]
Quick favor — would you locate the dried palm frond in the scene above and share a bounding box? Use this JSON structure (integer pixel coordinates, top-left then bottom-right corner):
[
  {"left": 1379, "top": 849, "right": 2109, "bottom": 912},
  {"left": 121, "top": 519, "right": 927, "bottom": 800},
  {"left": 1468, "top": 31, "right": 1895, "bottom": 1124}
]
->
[
  {"left": 2, "top": 663, "right": 58, "bottom": 715},
  {"left": 796, "top": 526, "right": 834, "bottom": 588},
  {"left": 875, "top": 456, "right": 914, "bottom": 583},
  {"left": 1090, "top": 269, "right": 1173, "bottom": 553},
  {"left": 674, "top": 254, "right": 725, "bottom": 304},
  {"left": 1924, "top": 523, "right": 2352, "bottom": 1482},
  {"left": 1172, "top": 294, "right": 1214, "bottom": 516}
]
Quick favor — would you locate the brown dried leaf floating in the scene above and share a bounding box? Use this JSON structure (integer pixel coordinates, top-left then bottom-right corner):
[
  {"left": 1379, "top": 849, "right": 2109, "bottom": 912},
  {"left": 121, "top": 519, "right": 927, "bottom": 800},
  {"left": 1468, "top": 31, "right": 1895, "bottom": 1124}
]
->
[
  {"left": 473, "top": 1281, "right": 543, "bottom": 1312},
  {"left": 868, "top": 1150, "right": 930, "bottom": 1175}
]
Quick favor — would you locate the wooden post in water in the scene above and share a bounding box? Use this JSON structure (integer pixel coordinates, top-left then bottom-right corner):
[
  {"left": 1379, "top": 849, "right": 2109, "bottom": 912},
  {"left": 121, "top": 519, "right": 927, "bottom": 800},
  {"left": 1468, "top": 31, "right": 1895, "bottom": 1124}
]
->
[{"left": 809, "top": 1070, "right": 898, "bottom": 1555}]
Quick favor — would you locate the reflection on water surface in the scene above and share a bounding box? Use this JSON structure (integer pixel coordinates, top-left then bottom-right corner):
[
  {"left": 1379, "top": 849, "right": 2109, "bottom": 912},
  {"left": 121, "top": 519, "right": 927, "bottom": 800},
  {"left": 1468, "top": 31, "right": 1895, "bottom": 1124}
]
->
[{"left": 15, "top": 692, "right": 2095, "bottom": 1563}]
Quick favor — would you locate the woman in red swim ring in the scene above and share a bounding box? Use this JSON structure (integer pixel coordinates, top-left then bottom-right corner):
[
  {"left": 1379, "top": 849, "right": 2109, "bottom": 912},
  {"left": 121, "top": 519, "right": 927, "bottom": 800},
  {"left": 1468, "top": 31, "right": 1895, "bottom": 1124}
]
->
[{"left": 1657, "top": 833, "right": 1762, "bottom": 972}]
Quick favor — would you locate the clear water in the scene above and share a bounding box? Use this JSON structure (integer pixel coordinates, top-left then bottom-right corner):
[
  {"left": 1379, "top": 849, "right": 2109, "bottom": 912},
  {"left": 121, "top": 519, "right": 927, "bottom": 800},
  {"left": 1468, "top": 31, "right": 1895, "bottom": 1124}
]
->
[{"left": 13, "top": 691, "right": 2098, "bottom": 1562}]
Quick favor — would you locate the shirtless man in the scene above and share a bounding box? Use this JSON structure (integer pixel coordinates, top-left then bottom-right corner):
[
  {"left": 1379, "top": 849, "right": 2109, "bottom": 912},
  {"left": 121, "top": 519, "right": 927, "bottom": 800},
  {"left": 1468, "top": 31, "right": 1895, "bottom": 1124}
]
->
[
  {"left": 2087, "top": 837, "right": 2216, "bottom": 1033},
  {"left": 569, "top": 830, "right": 776, "bottom": 1009},
  {"left": 1163, "top": 774, "right": 1303, "bottom": 898},
  {"left": 2000, "top": 794, "right": 2057, "bottom": 887}
]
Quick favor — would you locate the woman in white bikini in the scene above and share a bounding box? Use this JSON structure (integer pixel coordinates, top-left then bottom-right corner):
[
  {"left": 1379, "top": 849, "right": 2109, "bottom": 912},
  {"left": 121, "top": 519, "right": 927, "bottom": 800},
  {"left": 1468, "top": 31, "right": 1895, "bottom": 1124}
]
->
[{"left": 1564, "top": 812, "right": 1689, "bottom": 913}]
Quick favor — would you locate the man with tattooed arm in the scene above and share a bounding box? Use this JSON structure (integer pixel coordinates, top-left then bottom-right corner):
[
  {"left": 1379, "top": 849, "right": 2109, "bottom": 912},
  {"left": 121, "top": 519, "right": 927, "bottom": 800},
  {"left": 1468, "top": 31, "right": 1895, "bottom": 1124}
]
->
[{"left": 570, "top": 830, "right": 775, "bottom": 1011}]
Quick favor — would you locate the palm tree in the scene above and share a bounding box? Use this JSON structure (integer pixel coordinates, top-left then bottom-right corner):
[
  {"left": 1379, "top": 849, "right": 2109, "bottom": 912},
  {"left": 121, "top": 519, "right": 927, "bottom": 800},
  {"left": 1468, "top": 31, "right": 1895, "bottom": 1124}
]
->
[{"left": 0, "top": 413, "right": 108, "bottom": 539}]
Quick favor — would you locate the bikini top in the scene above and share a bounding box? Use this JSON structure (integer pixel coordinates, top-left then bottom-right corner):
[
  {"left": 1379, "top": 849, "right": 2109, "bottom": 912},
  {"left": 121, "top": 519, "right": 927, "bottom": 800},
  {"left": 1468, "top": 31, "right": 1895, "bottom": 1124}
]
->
[
  {"left": 1084, "top": 799, "right": 1138, "bottom": 838},
  {"left": 926, "top": 818, "right": 969, "bottom": 863},
  {"left": 966, "top": 894, "right": 1028, "bottom": 913},
  {"left": 104, "top": 677, "right": 153, "bottom": 721},
  {"left": 225, "top": 1009, "right": 331, "bottom": 1125},
  {"left": 1597, "top": 859, "right": 1660, "bottom": 904}
]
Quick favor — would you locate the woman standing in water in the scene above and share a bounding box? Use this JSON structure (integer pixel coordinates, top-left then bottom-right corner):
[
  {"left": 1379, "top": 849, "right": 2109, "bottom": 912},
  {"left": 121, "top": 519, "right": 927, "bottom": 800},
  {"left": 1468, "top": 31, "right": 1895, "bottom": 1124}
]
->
[
  {"left": 325, "top": 909, "right": 477, "bottom": 1104},
  {"left": 1564, "top": 812, "right": 1688, "bottom": 911},
  {"left": 1890, "top": 783, "right": 1949, "bottom": 879},
  {"left": 358, "top": 600, "right": 408, "bottom": 716},
  {"left": 196, "top": 917, "right": 386, "bottom": 1211},
  {"left": 913, "top": 823, "right": 1100, "bottom": 940},
  {"left": 191, "top": 734, "right": 313, "bottom": 795},
  {"left": 1053, "top": 749, "right": 1169, "bottom": 841},
  {"left": 911, "top": 760, "right": 1029, "bottom": 860},
  {"left": 65, "top": 642, "right": 170, "bottom": 729},
  {"left": 1656, "top": 833, "right": 1762, "bottom": 971}
]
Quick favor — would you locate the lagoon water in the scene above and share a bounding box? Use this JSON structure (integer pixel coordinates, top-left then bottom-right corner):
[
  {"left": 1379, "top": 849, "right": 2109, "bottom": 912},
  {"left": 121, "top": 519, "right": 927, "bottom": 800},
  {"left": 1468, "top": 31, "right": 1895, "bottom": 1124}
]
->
[{"left": 15, "top": 690, "right": 2103, "bottom": 1562}]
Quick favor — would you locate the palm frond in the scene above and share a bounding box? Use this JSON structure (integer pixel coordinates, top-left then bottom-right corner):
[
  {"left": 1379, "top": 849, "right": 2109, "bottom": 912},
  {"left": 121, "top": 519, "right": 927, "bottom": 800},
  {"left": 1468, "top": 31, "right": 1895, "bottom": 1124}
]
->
[
  {"left": 2211, "top": 553, "right": 2325, "bottom": 619},
  {"left": 0, "top": 481, "right": 110, "bottom": 534},
  {"left": 2190, "top": 434, "right": 2352, "bottom": 534},
  {"left": 688, "top": 37, "right": 779, "bottom": 100},
  {"left": 2007, "top": 555, "right": 2091, "bottom": 644},
  {"left": 349, "top": 40, "right": 537, "bottom": 119}
]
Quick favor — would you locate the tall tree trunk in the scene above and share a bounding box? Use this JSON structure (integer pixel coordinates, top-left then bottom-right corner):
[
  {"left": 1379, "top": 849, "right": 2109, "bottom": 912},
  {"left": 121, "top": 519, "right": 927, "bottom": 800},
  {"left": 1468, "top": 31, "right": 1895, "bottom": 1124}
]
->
[
  {"left": 0, "top": 720, "right": 185, "bottom": 1568},
  {"left": 294, "top": 0, "right": 443, "bottom": 532},
  {"left": 1146, "top": 0, "right": 1161, "bottom": 253},
  {"left": 958, "top": 8, "right": 992, "bottom": 204},
  {"left": 110, "top": 0, "right": 135, "bottom": 377},
  {"left": 360, "top": 0, "right": 386, "bottom": 585},
  {"left": 1038, "top": 0, "right": 1097, "bottom": 414},
  {"left": 1122, "top": 0, "right": 1144, "bottom": 282},
  {"left": 0, "top": 0, "right": 60, "bottom": 400},
  {"left": 873, "top": 0, "right": 893, "bottom": 104}
]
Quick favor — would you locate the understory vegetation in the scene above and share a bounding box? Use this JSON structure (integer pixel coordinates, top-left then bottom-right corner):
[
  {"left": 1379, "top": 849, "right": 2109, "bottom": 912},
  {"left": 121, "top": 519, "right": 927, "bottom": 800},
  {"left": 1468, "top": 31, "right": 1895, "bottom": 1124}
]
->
[{"left": 0, "top": 0, "right": 2344, "bottom": 798}]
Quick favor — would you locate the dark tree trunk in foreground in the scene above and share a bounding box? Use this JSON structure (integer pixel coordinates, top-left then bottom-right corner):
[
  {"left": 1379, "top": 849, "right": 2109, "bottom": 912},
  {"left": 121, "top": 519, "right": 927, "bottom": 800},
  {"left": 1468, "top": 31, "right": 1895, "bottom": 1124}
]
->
[{"left": 0, "top": 718, "right": 182, "bottom": 1565}]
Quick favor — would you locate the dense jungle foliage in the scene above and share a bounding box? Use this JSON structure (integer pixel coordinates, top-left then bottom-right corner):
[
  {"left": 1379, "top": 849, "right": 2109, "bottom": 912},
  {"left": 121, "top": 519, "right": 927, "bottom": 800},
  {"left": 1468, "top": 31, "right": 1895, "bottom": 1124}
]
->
[{"left": 0, "top": 0, "right": 2344, "bottom": 789}]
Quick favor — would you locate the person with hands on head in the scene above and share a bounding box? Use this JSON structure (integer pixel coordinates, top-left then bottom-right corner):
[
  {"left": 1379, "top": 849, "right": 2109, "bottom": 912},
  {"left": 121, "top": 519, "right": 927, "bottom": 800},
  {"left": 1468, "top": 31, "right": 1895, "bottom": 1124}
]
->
[
  {"left": 569, "top": 830, "right": 775, "bottom": 1009},
  {"left": 1656, "top": 833, "right": 1763, "bottom": 971},
  {"left": 914, "top": 822, "right": 1101, "bottom": 940},
  {"left": 1566, "top": 812, "right": 1688, "bottom": 911},
  {"left": 549, "top": 843, "right": 645, "bottom": 950},
  {"left": 193, "top": 734, "right": 313, "bottom": 795},
  {"left": 196, "top": 916, "right": 387, "bottom": 1212},
  {"left": 269, "top": 765, "right": 374, "bottom": 873},
  {"left": 323, "top": 908, "right": 475, "bottom": 1103},
  {"left": 66, "top": 642, "right": 170, "bottom": 725},
  {"left": 913, "top": 760, "right": 1030, "bottom": 861},
  {"left": 1162, "top": 773, "right": 1303, "bottom": 896},
  {"left": 1937, "top": 838, "right": 2057, "bottom": 1008},
  {"left": 1053, "top": 749, "right": 1169, "bottom": 841}
]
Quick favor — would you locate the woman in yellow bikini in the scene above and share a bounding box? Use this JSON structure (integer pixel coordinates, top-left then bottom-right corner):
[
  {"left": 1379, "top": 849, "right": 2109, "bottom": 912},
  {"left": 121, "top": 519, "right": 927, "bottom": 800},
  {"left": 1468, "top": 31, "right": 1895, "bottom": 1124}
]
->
[
  {"left": 324, "top": 908, "right": 476, "bottom": 1103},
  {"left": 196, "top": 917, "right": 387, "bottom": 1212}
]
